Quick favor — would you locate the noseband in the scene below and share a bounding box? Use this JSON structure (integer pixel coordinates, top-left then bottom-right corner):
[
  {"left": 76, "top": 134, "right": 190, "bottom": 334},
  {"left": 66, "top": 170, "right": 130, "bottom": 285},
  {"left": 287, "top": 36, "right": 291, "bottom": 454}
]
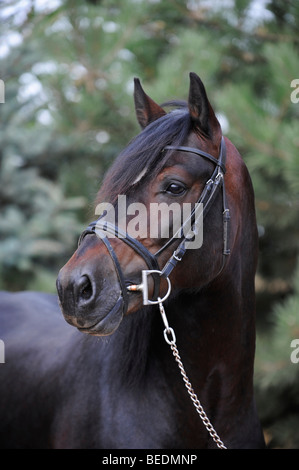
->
[{"left": 78, "top": 136, "right": 230, "bottom": 313}]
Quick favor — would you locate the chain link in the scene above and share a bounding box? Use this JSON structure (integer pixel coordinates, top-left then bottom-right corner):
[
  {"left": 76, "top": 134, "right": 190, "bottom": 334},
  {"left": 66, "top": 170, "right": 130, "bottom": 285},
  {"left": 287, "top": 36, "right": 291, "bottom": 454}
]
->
[{"left": 158, "top": 299, "right": 227, "bottom": 449}]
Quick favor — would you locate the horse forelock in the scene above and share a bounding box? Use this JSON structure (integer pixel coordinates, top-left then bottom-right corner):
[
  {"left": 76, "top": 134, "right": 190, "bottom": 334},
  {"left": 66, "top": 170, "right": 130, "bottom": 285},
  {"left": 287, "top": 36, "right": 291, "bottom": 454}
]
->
[{"left": 96, "top": 104, "right": 191, "bottom": 205}]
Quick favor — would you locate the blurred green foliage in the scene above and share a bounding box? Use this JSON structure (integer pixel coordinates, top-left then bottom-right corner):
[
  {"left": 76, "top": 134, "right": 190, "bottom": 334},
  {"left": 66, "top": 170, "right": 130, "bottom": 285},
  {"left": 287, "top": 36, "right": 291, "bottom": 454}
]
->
[{"left": 0, "top": 0, "right": 299, "bottom": 448}]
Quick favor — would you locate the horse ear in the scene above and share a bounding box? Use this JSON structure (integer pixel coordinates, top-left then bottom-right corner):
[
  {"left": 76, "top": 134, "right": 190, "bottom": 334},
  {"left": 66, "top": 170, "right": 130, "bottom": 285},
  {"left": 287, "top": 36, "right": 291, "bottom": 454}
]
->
[
  {"left": 134, "top": 78, "right": 166, "bottom": 129},
  {"left": 188, "top": 72, "right": 221, "bottom": 140}
]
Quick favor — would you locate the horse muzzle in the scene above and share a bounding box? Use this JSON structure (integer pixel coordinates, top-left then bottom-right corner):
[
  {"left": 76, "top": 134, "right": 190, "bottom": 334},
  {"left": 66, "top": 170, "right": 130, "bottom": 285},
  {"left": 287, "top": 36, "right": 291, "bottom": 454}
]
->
[{"left": 56, "top": 239, "right": 125, "bottom": 336}]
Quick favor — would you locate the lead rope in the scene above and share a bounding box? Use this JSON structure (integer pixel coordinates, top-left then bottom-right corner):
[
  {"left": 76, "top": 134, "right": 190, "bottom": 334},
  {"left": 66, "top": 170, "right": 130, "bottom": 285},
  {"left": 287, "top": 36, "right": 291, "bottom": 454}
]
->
[{"left": 158, "top": 297, "right": 227, "bottom": 449}]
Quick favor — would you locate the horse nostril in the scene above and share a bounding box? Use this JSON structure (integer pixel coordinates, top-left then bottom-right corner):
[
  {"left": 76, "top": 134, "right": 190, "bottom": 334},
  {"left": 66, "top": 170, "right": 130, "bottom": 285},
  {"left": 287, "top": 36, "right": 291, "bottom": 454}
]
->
[{"left": 77, "top": 275, "right": 93, "bottom": 302}]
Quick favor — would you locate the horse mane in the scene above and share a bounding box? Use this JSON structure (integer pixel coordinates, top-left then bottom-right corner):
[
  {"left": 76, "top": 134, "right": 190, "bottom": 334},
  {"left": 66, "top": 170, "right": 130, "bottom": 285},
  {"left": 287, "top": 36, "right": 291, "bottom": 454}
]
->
[{"left": 96, "top": 101, "right": 191, "bottom": 205}]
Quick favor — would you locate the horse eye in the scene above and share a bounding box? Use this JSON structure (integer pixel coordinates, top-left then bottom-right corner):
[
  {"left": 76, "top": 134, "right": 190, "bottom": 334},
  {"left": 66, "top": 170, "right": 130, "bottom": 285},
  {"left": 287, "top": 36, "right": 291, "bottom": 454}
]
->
[{"left": 165, "top": 182, "right": 186, "bottom": 195}]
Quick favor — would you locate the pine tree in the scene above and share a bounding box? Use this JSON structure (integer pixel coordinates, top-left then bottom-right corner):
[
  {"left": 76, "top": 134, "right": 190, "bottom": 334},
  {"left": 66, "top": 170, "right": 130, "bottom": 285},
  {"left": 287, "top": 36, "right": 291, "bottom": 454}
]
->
[
  {"left": 255, "top": 257, "right": 299, "bottom": 448},
  {"left": 0, "top": 0, "right": 191, "bottom": 290},
  {"left": 0, "top": 0, "right": 299, "bottom": 447}
]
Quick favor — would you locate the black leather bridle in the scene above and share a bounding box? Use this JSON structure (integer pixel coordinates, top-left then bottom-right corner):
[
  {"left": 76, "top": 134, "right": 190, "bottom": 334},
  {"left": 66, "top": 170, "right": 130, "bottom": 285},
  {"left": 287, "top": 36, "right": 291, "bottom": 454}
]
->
[{"left": 78, "top": 136, "right": 230, "bottom": 314}]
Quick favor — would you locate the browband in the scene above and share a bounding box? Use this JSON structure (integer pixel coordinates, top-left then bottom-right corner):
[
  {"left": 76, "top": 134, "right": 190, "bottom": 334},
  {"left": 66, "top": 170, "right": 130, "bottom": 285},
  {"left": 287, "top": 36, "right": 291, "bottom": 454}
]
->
[{"left": 164, "top": 142, "right": 226, "bottom": 173}]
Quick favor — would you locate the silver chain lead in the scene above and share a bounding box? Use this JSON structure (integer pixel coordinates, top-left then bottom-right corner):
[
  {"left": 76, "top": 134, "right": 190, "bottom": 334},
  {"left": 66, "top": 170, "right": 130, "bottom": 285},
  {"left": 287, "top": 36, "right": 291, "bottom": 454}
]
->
[{"left": 158, "top": 298, "right": 227, "bottom": 450}]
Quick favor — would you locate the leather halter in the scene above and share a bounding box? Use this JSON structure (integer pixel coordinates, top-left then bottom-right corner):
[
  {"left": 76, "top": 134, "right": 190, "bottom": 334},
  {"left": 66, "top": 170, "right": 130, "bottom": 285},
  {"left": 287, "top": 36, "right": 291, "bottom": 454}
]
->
[{"left": 78, "top": 137, "right": 230, "bottom": 313}]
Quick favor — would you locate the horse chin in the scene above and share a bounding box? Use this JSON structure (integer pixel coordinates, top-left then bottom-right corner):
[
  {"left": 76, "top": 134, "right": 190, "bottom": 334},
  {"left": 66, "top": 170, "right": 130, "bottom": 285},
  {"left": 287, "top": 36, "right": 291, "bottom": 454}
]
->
[{"left": 64, "top": 296, "right": 124, "bottom": 337}]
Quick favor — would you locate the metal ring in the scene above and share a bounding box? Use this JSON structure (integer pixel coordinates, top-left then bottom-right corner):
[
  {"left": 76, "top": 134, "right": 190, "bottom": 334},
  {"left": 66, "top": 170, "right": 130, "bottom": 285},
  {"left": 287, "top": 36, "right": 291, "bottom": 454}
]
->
[
  {"left": 144, "top": 270, "right": 172, "bottom": 305},
  {"left": 163, "top": 327, "right": 176, "bottom": 345}
]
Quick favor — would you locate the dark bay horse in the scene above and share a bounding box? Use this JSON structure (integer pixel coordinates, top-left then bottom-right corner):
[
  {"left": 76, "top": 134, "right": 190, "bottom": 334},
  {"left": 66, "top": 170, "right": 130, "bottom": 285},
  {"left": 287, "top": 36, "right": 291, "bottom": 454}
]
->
[{"left": 0, "top": 73, "right": 265, "bottom": 449}]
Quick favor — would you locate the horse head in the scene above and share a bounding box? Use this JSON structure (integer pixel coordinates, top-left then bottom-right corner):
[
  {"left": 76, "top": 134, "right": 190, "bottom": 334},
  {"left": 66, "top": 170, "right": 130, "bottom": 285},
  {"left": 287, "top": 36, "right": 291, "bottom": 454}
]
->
[{"left": 57, "top": 73, "right": 257, "bottom": 338}]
